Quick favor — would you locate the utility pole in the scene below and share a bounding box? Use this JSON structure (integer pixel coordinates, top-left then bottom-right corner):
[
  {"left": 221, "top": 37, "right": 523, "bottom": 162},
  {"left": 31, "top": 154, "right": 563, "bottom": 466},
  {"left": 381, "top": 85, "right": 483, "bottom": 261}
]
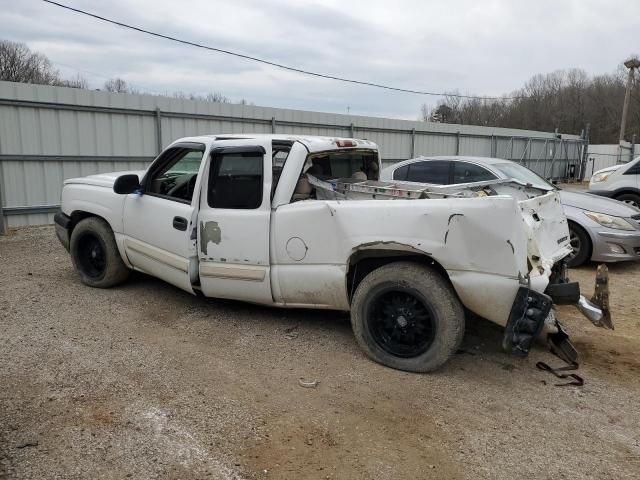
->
[{"left": 619, "top": 57, "right": 640, "bottom": 142}]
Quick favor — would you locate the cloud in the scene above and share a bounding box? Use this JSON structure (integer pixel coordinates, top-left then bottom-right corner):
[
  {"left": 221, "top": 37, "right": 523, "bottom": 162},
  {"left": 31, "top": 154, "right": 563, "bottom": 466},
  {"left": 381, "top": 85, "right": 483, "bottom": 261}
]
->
[{"left": 2, "top": 0, "right": 639, "bottom": 119}]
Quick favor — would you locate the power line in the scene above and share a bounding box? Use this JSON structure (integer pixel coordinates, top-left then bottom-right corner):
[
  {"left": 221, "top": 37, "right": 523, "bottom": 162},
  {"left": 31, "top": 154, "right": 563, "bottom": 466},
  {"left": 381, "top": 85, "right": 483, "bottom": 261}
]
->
[{"left": 42, "top": 0, "right": 524, "bottom": 101}]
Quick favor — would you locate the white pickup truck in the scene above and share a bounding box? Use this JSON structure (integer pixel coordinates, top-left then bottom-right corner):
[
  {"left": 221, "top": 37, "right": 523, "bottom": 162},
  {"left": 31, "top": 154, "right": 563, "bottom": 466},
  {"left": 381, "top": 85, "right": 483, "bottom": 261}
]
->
[{"left": 55, "top": 134, "right": 608, "bottom": 372}]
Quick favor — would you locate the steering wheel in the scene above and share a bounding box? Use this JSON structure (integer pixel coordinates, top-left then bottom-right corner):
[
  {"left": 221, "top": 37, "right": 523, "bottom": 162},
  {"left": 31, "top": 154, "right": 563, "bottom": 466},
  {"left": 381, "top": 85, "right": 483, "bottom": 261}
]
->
[{"left": 167, "top": 173, "right": 197, "bottom": 201}]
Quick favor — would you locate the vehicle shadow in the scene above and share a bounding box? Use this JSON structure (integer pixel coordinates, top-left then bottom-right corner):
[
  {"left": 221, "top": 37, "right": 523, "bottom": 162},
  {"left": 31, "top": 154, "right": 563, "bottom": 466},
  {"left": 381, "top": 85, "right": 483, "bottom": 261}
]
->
[
  {"left": 124, "top": 270, "right": 353, "bottom": 334},
  {"left": 123, "top": 271, "right": 518, "bottom": 369}
]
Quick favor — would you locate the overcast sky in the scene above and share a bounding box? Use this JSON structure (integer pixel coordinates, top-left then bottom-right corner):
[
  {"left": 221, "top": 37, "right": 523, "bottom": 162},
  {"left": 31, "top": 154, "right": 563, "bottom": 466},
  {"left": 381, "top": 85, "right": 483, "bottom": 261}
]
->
[{"left": 2, "top": 0, "right": 639, "bottom": 119}]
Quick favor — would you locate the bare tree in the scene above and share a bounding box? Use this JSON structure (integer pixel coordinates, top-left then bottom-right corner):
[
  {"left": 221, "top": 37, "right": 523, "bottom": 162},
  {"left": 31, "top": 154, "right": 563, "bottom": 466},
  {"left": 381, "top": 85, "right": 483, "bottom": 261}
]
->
[
  {"left": 419, "top": 67, "right": 639, "bottom": 144},
  {"left": 1, "top": 39, "right": 248, "bottom": 106},
  {"left": 205, "top": 92, "right": 230, "bottom": 103},
  {"left": 57, "top": 73, "right": 88, "bottom": 89},
  {"left": 0, "top": 40, "right": 89, "bottom": 89},
  {"left": 172, "top": 91, "right": 233, "bottom": 103},
  {"left": 103, "top": 77, "right": 130, "bottom": 93},
  {"left": 0, "top": 40, "right": 60, "bottom": 84}
]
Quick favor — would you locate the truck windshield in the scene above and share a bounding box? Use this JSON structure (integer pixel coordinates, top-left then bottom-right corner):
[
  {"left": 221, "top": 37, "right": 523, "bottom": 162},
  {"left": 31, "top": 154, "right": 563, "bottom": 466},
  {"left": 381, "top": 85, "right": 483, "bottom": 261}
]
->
[{"left": 493, "top": 162, "right": 556, "bottom": 191}]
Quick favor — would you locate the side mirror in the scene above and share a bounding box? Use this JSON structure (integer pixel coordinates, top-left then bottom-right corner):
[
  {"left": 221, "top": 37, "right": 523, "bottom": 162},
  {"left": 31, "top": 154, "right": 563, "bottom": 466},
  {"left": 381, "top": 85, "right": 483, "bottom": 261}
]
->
[{"left": 113, "top": 174, "right": 140, "bottom": 194}]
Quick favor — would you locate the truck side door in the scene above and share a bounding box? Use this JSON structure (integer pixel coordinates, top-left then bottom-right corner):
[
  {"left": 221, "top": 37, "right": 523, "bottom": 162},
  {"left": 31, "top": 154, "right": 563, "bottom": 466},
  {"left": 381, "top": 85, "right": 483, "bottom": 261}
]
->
[
  {"left": 122, "top": 143, "right": 206, "bottom": 293},
  {"left": 197, "top": 139, "right": 273, "bottom": 304}
]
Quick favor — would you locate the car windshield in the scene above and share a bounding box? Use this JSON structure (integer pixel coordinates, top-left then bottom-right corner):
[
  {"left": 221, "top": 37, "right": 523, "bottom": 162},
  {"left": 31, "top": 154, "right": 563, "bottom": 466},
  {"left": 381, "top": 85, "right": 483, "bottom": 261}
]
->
[{"left": 493, "top": 162, "right": 556, "bottom": 191}]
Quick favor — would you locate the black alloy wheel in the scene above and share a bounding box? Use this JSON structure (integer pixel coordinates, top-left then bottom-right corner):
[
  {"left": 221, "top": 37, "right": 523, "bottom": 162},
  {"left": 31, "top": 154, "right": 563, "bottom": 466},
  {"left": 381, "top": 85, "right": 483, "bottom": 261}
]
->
[
  {"left": 367, "top": 289, "right": 436, "bottom": 358},
  {"left": 76, "top": 233, "right": 107, "bottom": 279}
]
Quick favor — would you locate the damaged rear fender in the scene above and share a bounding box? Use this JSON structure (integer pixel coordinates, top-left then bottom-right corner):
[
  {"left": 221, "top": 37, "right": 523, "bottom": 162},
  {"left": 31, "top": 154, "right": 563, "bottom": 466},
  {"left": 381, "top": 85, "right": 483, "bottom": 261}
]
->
[{"left": 346, "top": 245, "right": 451, "bottom": 302}]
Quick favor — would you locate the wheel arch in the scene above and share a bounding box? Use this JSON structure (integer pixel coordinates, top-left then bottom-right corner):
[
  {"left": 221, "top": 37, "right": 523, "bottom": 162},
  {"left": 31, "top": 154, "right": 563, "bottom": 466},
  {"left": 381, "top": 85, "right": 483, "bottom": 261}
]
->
[
  {"left": 612, "top": 187, "right": 640, "bottom": 199},
  {"left": 346, "top": 246, "right": 452, "bottom": 304},
  {"left": 567, "top": 219, "right": 593, "bottom": 261},
  {"left": 68, "top": 210, "right": 102, "bottom": 234},
  {"left": 68, "top": 214, "right": 131, "bottom": 288},
  {"left": 67, "top": 210, "right": 131, "bottom": 268}
]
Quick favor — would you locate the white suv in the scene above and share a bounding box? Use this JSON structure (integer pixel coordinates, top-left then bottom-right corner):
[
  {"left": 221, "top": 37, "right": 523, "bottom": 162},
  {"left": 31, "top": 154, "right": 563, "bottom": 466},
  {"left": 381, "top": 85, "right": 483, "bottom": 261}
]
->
[{"left": 589, "top": 156, "right": 640, "bottom": 207}]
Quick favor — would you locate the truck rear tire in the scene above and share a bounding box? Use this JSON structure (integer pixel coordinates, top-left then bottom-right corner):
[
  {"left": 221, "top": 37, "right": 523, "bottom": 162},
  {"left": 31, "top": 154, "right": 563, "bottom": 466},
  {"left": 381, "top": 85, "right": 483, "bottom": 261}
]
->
[
  {"left": 350, "top": 261, "right": 465, "bottom": 373},
  {"left": 70, "top": 217, "right": 130, "bottom": 288}
]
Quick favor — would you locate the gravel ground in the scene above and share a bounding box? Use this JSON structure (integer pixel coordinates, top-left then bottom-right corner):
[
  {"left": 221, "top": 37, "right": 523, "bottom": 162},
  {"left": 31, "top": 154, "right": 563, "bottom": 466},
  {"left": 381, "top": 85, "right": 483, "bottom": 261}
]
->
[{"left": 1, "top": 226, "right": 639, "bottom": 479}]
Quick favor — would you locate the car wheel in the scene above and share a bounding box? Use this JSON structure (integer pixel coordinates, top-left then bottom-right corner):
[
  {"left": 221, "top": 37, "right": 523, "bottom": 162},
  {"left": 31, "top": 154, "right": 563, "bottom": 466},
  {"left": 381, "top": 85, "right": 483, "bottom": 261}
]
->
[
  {"left": 615, "top": 193, "right": 640, "bottom": 209},
  {"left": 70, "top": 217, "right": 130, "bottom": 288},
  {"left": 350, "top": 261, "right": 465, "bottom": 373},
  {"left": 566, "top": 222, "right": 591, "bottom": 268}
]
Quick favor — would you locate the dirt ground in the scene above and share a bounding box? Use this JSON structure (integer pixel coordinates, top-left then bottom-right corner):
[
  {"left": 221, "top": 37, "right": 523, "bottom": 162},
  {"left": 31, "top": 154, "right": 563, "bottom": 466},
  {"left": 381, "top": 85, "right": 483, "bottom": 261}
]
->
[{"left": 1, "top": 226, "right": 639, "bottom": 480}]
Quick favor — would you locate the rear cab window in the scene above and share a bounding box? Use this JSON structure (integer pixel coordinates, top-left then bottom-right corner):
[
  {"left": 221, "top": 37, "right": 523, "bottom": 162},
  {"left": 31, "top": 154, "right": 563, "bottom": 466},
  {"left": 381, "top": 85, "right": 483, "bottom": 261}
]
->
[
  {"left": 304, "top": 149, "right": 379, "bottom": 181},
  {"left": 293, "top": 148, "right": 379, "bottom": 201}
]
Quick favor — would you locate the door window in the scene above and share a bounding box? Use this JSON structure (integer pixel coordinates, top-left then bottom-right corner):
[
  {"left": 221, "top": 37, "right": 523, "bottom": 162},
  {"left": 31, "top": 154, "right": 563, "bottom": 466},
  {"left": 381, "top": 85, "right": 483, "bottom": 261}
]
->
[
  {"left": 452, "top": 162, "right": 497, "bottom": 184},
  {"left": 208, "top": 151, "right": 264, "bottom": 209},
  {"left": 147, "top": 147, "right": 205, "bottom": 202},
  {"left": 406, "top": 161, "right": 450, "bottom": 184}
]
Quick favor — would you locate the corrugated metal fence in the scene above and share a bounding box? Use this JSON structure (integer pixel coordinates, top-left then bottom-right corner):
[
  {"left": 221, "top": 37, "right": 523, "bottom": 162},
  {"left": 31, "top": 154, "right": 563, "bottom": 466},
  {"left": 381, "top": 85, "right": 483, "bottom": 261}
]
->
[{"left": 0, "top": 80, "right": 586, "bottom": 231}]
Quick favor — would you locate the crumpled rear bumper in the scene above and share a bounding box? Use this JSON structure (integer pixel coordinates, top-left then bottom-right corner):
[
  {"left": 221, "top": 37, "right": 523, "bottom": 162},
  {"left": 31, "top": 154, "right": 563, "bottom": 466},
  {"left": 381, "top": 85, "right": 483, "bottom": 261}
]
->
[
  {"left": 502, "top": 263, "right": 612, "bottom": 356},
  {"left": 503, "top": 287, "right": 552, "bottom": 356}
]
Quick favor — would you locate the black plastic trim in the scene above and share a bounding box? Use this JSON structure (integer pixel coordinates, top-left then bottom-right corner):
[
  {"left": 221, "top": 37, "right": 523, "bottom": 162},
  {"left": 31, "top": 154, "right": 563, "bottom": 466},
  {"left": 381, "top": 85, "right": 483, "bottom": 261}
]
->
[
  {"left": 503, "top": 287, "right": 552, "bottom": 357},
  {"left": 54, "top": 211, "right": 71, "bottom": 229},
  {"left": 54, "top": 211, "right": 71, "bottom": 252},
  {"left": 210, "top": 145, "right": 267, "bottom": 156},
  {"left": 545, "top": 281, "right": 580, "bottom": 305},
  {"left": 173, "top": 216, "right": 188, "bottom": 231}
]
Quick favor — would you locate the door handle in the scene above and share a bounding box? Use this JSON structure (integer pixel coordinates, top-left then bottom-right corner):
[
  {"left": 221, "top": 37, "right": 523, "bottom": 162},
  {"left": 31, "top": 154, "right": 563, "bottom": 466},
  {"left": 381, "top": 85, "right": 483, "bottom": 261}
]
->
[{"left": 173, "top": 216, "right": 188, "bottom": 231}]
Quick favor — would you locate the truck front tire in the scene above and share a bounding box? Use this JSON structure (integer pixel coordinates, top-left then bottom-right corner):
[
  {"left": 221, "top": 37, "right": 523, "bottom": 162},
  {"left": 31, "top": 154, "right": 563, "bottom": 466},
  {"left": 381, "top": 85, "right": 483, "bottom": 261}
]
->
[
  {"left": 70, "top": 217, "right": 130, "bottom": 288},
  {"left": 350, "top": 261, "right": 465, "bottom": 373}
]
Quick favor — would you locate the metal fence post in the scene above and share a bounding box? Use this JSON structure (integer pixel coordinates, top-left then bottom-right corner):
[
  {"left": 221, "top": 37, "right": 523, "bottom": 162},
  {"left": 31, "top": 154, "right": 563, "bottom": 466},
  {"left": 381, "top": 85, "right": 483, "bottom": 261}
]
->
[
  {"left": 580, "top": 124, "right": 590, "bottom": 181},
  {"left": 545, "top": 139, "right": 558, "bottom": 179},
  {"left": 536, "top": 139, "right": 549, "bottom": 175},
  {"left": 350, "top": 123, "right": 355, "bottom": 139},
  {"left": 455, "top": 132, "right": 460, "bottom": 155},
  {"left": 520, "top": 139, "right": 531, "bottom": 164},
  {"left": 271, "top": 117, "right": 276, "bottom": 134},
  {"left": 631, "top": 134, "right": 636, "bottom": 162},
  {"left": 0, "top": 163, "right": 7, "bottom": 235},
  {"left": 410, "top": 128, "right": 415, "bottom": 158},
  {"left": 155, "top": 108, "right": 163, "bottom": 154}
]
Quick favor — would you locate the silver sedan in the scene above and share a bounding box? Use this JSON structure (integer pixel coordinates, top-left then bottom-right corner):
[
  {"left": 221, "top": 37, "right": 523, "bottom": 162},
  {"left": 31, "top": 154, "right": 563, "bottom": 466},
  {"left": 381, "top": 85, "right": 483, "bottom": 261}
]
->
[{"left": 380, "top": 156, "right": 640, "bottom": 267}]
